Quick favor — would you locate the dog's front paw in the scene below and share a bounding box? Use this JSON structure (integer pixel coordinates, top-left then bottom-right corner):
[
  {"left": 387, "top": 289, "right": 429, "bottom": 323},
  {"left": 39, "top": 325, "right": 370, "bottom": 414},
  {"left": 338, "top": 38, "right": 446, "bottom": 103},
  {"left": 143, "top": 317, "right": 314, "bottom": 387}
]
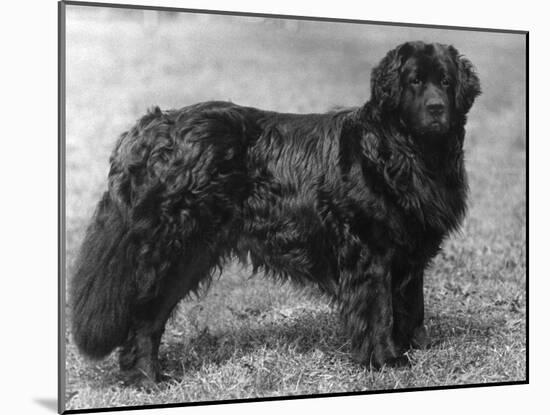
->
[
  {"left": 410, "top": 325, "right": 431, "bottom": 349},
  {"left": 353, "top": 338, "right": 410, "bottom": 369}
]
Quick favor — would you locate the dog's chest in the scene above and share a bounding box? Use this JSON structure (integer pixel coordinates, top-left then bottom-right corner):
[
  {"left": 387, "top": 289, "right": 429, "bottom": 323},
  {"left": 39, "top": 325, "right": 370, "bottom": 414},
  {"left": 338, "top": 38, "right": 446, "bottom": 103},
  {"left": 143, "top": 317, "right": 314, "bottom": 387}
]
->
[
  {"left": 390, "top": 167, "right": 467, "bottom": 256},
  {"left": 347, "top": 157, "right": 466, "bottom": 256}
]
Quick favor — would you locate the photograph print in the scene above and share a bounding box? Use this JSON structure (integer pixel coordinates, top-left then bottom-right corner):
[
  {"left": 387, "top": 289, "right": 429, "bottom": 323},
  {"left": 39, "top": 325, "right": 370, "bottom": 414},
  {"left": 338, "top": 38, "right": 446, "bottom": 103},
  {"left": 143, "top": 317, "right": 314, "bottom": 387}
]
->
[{"left": 60, "top": 1, "right": 527, "bottom": 413}]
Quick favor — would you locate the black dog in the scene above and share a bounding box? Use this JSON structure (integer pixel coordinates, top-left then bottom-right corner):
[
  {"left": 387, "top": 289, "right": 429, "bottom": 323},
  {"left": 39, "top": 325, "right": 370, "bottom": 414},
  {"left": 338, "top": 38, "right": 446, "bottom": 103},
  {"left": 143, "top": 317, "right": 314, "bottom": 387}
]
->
[{"left": 70, "top": 41, "right": 480, "bottom": 381}]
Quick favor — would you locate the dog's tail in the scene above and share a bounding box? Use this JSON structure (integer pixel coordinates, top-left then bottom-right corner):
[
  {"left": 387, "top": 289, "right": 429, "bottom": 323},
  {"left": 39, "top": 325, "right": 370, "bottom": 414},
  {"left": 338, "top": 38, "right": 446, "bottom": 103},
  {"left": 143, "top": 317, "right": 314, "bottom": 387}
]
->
[{"left": 70, "top": 191, "right": 135, "bottom": 359}]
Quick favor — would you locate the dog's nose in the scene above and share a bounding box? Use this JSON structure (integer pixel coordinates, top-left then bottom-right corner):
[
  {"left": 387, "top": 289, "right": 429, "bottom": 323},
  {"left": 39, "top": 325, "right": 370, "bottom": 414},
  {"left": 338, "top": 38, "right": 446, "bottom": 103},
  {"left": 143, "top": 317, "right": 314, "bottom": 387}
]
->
[{"left": 426, "top": 101, "right": 445, "bottom": 115}]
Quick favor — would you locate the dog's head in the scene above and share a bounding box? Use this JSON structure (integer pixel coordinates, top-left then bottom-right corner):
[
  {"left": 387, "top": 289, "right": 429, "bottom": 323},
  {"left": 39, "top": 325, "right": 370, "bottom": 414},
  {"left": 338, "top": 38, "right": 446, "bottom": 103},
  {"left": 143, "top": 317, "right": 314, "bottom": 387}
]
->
[{"left": 369, "top": 41, "right": 481, "bottom": 138}]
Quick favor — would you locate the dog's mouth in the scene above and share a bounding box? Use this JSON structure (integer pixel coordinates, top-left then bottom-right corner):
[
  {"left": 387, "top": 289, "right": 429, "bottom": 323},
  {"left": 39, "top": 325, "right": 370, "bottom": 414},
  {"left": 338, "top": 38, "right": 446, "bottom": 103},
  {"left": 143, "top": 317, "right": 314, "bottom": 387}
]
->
[
  {"left": 427, "top": 120, "right": 444, "bottom": 131},
  {"left": 411, "top": 121, "right": 451, "bottom": 143},
  {"left": 421, "top": 113, "right": 450, "bottom": 134}
]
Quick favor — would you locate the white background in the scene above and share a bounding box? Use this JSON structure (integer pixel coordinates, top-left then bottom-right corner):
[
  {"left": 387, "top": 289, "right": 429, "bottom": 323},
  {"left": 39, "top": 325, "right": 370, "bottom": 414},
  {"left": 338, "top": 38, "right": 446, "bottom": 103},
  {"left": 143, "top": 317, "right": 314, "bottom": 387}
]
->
[{"left": 0, "top": 0, "right": 540, "bottom": 414}]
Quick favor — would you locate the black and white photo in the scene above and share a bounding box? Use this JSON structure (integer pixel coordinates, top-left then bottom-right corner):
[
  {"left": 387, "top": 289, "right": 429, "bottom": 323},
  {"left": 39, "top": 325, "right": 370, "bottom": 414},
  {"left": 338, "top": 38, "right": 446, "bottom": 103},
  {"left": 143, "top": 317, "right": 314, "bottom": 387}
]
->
[{"left": 59, "top": 1, "right": 527, "bottom": 413}]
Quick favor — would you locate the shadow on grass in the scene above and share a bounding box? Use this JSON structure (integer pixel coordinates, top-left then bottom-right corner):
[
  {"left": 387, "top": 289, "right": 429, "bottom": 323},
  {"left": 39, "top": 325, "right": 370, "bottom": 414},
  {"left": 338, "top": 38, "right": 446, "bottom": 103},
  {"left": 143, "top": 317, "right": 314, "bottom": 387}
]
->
[
  {"left": 159, "top": 310, "right": 347, "bottom": 379},
  {"left": 160, "top": 308, "right": 511, "bottom": 378},
  {"left": 427, "top": 311, "right": 517, "bottom": 348}
]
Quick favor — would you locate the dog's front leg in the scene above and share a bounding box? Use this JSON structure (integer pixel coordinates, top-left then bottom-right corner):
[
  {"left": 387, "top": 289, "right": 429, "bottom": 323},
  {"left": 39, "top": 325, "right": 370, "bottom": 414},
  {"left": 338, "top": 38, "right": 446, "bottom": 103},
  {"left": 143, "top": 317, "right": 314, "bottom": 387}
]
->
[
  {"left": 392, "top": 268, "right": 430, "bottom": 350},
  {"left": 338, "top": 248, "right": 407, "bottom": 368}
]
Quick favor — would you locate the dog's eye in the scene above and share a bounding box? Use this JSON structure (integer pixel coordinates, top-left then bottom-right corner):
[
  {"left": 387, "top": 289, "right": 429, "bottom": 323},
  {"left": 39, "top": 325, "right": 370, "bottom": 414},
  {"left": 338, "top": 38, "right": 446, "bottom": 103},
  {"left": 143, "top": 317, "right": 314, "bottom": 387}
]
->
[
  {"left": 441, "top": 77, "right": 450, "bottom": 87},
  {"left": 410, "top": 77, "right": 421, "bottom": 85}
]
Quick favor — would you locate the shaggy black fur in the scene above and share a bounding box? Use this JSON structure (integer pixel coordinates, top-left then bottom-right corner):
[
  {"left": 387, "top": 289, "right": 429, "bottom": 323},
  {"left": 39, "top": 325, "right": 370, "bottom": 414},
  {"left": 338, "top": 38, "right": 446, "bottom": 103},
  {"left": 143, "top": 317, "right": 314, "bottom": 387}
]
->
[{"left": 70, "top": 41, "right": 480, "bottom": 381}]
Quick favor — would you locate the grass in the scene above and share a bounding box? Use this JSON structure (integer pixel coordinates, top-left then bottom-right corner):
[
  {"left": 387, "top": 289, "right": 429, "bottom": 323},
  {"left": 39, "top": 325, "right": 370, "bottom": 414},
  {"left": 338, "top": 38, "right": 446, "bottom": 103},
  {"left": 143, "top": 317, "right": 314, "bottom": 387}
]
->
[{"left": 63, "top": 6, "right": 526, "bottom": 411}]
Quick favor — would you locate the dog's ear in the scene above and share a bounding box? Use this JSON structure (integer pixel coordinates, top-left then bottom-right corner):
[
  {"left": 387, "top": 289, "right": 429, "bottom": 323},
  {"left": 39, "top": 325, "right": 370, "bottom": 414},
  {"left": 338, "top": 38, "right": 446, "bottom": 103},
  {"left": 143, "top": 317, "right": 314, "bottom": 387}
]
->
[
  {"left": 370, "top": 42, "right": 414, "bottom": 112},
  {"left": 448, "top": 45, "right": 481, "bottom": 115}
]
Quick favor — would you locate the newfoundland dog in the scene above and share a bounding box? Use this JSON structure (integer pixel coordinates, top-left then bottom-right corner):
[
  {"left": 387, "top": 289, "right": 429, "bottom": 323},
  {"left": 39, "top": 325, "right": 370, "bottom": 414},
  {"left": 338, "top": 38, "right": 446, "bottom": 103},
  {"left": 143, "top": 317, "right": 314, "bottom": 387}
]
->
[{"left": 70, "top": 41, "right": 481, "bottom": 381}]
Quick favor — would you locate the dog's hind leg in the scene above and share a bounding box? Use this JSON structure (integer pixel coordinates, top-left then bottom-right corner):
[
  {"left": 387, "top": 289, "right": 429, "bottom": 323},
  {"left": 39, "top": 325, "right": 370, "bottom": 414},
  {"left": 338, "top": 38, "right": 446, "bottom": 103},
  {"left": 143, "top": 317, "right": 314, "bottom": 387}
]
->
[{"left": 118, "top": 248, "right": 214, "bottom": 383}]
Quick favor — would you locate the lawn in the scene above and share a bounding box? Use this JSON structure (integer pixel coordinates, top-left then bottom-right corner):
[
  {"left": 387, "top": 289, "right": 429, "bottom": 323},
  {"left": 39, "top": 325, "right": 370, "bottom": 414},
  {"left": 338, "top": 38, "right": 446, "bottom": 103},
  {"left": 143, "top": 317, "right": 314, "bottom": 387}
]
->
[{"left": 62, "top": 5, "right": 526, "bottom": 411}]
